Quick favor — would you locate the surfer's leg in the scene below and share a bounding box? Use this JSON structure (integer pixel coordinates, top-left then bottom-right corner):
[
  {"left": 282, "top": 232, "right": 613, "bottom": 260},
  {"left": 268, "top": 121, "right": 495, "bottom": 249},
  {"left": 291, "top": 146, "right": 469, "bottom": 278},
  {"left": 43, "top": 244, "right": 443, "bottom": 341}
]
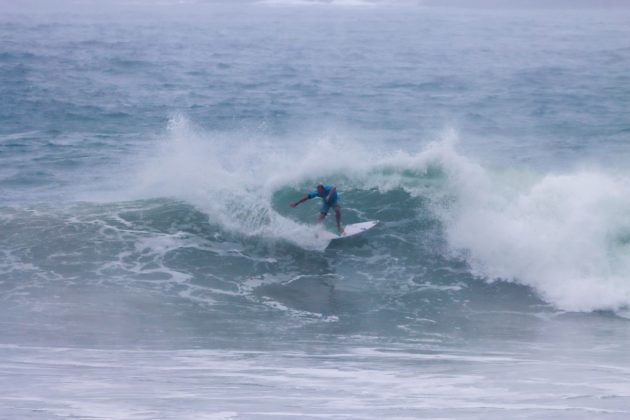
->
[
  {"left": 334, "top": 206, "right": 344, "bottom": 233},
  {"left": 318, "top": 202, "right": 331, "bottom": 224}
]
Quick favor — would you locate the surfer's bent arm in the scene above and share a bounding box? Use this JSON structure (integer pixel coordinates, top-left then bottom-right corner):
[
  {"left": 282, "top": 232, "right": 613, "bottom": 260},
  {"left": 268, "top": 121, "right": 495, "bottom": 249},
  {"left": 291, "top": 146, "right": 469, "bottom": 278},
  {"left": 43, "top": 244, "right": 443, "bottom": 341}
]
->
[
  {"left": 326, "top": 186, "right": 336, "bottom": 202},
  {"left": 289, "top": 195, "right": 310, "bottom": 208}
]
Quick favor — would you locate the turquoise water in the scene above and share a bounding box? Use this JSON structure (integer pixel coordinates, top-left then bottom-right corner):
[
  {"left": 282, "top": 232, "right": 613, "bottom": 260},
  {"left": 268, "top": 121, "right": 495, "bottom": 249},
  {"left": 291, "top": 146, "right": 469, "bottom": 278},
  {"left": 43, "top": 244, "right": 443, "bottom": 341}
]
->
[{"left": 2, "top": 3, "right": 630, "bottom": 418}]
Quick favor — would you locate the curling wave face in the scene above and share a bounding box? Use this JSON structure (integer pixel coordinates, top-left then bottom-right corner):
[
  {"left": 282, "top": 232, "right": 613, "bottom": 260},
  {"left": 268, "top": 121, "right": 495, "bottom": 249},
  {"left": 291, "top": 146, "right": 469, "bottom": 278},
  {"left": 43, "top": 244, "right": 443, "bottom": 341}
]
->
[{"left": 5, "top": 115, "right": 628, "bottom": 319}]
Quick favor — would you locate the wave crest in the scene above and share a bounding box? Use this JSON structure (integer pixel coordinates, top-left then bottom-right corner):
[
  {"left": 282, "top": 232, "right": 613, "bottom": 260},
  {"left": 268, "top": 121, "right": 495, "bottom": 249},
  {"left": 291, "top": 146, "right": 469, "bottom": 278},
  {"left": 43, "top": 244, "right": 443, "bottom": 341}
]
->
[{"left": 127, "top": 115, "right": 630, "bottom": 312}]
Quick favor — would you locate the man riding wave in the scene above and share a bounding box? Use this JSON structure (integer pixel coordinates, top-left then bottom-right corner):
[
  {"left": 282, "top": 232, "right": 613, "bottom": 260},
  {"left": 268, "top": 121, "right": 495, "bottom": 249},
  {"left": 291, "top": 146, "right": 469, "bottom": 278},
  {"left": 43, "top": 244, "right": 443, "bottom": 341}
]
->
[{"left": 290, "top": 183, "right": 344, "bottom": 234}]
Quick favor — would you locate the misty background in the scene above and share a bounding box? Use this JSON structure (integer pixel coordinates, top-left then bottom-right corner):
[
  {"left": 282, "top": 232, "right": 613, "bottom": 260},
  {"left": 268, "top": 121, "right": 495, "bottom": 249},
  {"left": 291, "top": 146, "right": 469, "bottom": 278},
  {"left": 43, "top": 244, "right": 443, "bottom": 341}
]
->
[{"left": 3, "top": 0, "right": 630, "bottom": 14}]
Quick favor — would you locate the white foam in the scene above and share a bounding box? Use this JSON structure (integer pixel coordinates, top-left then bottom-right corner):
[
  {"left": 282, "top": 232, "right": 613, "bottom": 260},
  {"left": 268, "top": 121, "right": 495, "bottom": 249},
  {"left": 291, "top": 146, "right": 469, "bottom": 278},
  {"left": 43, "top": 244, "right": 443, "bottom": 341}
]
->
[
  {"left": 125, "top": 115, "right": 372, "bottom": 250},
  {"left": 438, "top": 153, "right": 630, "bottom": 312},
  {"left": 121, "top": 116, "right": 630, "bottom": 312},
  {"left": 335, "top": 129, "right": 630, "bottom": 313}
]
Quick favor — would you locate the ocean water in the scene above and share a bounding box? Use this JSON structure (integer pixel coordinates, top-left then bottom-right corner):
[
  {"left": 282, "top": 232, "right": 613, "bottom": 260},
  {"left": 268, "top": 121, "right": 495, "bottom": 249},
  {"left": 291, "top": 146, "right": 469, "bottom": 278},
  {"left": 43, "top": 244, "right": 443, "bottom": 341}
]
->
[{"left": 2, "top": 2, "right": 630, "bottom": 418}]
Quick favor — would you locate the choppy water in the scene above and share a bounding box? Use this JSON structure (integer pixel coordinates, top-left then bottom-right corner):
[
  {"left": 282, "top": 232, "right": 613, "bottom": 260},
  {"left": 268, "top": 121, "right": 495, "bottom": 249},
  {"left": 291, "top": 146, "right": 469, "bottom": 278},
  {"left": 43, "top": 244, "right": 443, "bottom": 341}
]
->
[{"left": 2, "top": 2, "right": 630, "bottom": 418}]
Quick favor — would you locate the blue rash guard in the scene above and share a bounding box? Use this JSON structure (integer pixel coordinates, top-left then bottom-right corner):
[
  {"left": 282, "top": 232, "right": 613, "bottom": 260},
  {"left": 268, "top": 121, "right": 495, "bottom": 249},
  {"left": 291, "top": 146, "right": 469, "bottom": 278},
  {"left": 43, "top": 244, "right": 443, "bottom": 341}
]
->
[{"left": 308, "top": 185, "right": 340, "bottom": 215}]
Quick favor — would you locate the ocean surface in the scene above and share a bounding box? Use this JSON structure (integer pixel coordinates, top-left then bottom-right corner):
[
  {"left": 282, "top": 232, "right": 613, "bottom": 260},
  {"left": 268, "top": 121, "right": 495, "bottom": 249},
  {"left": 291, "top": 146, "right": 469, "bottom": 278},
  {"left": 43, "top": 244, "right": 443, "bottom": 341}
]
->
[{"left": 2, "top": 2, "right": 630, "bottom": 418}]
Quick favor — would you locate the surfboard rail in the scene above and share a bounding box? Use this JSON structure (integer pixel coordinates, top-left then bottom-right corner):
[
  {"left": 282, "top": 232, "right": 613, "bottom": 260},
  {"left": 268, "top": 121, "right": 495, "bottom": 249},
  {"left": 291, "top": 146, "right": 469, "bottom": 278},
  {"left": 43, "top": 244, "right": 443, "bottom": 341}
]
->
[{"left": 316, "top": 220, "right": 378, "bottom": 241}]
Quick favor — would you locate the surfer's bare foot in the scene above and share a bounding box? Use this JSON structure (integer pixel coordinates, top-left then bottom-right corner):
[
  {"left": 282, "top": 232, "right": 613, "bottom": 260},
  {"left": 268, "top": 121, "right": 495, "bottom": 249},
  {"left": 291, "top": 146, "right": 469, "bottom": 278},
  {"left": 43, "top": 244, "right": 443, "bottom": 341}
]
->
[{"left": 338, "top": 226, "right": 345, "bottom": 234}]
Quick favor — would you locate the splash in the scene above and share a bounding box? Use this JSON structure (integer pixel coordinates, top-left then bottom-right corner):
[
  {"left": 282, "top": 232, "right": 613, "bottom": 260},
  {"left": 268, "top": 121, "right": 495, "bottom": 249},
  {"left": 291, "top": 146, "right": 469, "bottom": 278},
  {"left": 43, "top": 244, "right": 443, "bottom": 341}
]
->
[
  {"left": 128, "top": 115, "right": 630, "bottom": 312},
  {"left": 444, "top": 167, "right": 630, "bottom": 312},
  {"left": 129, "top": 115, "right": 374, "bottom": 250}
]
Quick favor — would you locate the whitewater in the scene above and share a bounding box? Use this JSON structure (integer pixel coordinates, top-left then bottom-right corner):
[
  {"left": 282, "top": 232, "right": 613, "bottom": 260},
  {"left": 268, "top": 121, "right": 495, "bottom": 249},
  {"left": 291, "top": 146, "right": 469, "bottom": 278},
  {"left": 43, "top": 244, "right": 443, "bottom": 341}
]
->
[{"left": 2, "top": 2, "right": 630, "bottom": 418}]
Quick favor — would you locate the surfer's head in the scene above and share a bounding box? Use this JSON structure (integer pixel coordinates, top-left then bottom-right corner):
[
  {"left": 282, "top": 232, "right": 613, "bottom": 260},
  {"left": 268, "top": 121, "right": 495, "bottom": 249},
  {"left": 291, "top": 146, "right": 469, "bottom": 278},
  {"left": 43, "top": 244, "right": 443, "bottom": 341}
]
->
[{"left": 316, "top": 184, "right": 325, "bottom": 194}]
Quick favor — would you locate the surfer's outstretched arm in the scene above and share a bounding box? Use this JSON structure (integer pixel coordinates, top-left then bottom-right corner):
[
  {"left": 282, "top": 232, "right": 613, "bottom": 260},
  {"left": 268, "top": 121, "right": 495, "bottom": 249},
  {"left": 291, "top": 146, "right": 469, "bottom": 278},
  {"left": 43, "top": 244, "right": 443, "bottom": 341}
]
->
[{"left": 289, "top": 195, "right": 310, "bottom": 208}]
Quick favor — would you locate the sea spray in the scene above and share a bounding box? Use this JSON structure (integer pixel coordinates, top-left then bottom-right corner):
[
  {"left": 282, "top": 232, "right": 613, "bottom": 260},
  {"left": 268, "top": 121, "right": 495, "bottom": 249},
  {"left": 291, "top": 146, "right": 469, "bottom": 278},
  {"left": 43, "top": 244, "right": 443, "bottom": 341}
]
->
[
  {"left": 444, "top": 168, "right": 630, "bottom": 312},
  {"left": 127, "top": 116, "right": 630, "bottom": 312}
]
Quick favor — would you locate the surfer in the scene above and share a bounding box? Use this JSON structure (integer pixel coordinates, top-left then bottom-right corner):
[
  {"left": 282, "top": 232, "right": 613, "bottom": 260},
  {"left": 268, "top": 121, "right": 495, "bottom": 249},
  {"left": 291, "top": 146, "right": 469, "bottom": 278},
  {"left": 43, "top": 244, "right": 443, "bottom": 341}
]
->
[{"left": 290, "top": 184, "right": 344, "bottom": 234}]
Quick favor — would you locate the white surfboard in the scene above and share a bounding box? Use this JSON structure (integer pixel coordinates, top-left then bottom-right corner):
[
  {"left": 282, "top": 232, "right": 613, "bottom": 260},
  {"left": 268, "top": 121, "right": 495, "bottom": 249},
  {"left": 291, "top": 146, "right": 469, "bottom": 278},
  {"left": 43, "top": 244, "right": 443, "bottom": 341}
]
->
[{"left": 316, "top": 220, "right": 378, "bottom": 241}]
